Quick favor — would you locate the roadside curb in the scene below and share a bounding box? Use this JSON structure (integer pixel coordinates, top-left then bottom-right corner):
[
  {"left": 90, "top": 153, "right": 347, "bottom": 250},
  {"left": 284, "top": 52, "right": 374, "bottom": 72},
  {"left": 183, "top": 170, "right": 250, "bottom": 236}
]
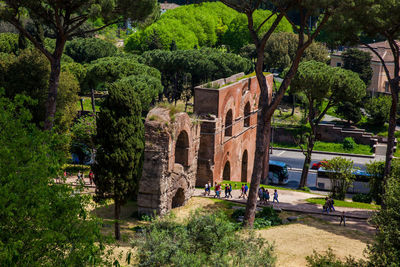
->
[{"left": 272, "top": 147, "right": 375, "bottom": 159}]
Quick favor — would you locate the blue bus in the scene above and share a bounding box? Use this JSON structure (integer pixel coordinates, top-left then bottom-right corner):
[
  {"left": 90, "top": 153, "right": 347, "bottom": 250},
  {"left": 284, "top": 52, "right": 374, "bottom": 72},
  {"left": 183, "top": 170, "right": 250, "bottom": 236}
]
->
[{"left": 316, "top": 168, "right": 371, "bottom": 194}]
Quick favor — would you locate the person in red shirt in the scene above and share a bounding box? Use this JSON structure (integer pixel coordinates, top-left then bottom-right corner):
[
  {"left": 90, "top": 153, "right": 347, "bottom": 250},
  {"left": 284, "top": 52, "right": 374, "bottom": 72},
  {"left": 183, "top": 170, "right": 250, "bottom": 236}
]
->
[{"left": 88, "top": 171, "right": 94, "bottom": 185}]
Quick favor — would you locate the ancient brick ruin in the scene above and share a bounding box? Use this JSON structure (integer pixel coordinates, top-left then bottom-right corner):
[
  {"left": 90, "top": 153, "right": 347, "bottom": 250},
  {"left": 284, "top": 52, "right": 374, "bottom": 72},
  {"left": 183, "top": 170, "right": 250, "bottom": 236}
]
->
[
  {"left": 137, "top": 108, "right": 200, "bottom": 215},
  {"left": 138, "top": 73, "right": 273, "bottom": 215}
]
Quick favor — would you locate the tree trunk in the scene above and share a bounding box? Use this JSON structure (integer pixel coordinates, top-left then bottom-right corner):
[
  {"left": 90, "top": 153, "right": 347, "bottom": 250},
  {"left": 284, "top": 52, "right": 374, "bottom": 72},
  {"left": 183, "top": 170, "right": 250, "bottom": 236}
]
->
[
  {"left": 299, "top": 140, "right": 314, "bottom": 188},
  {"left": 114, "top": 199, "right": 121, "bottom": 240},
  {"left": 243, "top": 47, "right": 270, "bottom": 227},
  {"left": 44, "top": 59, "right": 61, "bottom": 130},
  {"left": 384, "top": 88, "right": 398, "bottom": 178},
  {"left": 291, "top": 94, "right": 296, "bottom": 116},
  {"left": 91, "top": 88, "right": 96, "bottom": 113},
  {"left": 43, "top": 39, "right": 66, "bottom": 130},
  {"left": 244, "top": 117, "right": 271, "bottom": 227}
]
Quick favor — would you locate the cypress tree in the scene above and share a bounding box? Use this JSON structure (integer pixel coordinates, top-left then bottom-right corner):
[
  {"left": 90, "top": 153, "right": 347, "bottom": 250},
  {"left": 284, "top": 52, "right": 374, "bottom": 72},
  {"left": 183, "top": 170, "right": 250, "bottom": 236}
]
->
[{"left": 93, "top": 84, "right": 144, "bottom": 240}]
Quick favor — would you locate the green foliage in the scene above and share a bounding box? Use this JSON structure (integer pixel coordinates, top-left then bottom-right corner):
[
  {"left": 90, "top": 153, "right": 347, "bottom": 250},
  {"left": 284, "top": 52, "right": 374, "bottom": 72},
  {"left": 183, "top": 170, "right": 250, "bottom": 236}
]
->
[
  {"left": 352, "top": 193, "right": 372, "bottom": 204},
  {"left": 65, "top": 37, "right": 118, "bottom": 63},
  {"left": 83, "top": 56, "right": 161, "bottom": 93},
  {"left": 336, "top": 101, "right": 363, "bottom": 125},
  {"left": 0, "top": 94, "right": 107, "bottom": 266},
  {"left": 367, "top": 176, "right": 400, "bottom": 266},
  {"left": 306, "top": 248, "right": 366, "bottom": 267},
  {"left": 0, "top": 32, "right": 18, "bottom": 54},
  {"left": 71, "top": 115, "right": 97, "bottom": 162},
  {"left": 126, "top": 2, "right": 236, "bottom": 52},
  {"left": 93, "top": 81, "right": 144, "bottom": 239},
  {"left": 140, "top": 48, "right": 251, "bottom": 102},
  {"left": 133, "top": 211, "right": 276, "bottom": 266},
  {"left": 343, "top": 137, "right": 356, "bottom": 150},
  {"left": 366, "top": 161, "right": 385, "bottom": 205},
  {"left": 222, "top": 10, "right": 293, "bottom": 53},
  {"left": 364, "top": 95, "right": 391, "bottom": 127},
  {"left": 342, "top": 48, "right": 373, "bottom": 87},
  {"left": 0, "top": 49, "right": 79, "bottom": 130},
  {"left": 325, "top": 157, "right": 356, "bottom": 200},
  {"left": 106, "top": 74, "right": 163, "bottom": 113},
  {"left": 264, "top": 33, "right": 328, "bottom": 71}
]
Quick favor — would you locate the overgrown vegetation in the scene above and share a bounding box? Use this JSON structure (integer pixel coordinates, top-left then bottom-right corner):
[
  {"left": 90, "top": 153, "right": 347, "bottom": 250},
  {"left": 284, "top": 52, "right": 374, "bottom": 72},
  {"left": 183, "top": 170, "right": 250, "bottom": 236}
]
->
[
  {"left": 272, "top": 141, "right": 373, "bottom": 155},
  {"left": 132, "top": 211, "right": 276, "bottom": 266}
]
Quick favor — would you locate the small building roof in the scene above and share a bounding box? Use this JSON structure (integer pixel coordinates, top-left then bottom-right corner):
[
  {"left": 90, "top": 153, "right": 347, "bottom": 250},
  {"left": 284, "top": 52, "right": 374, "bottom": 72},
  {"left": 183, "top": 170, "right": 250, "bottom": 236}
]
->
[
  {"left": 160, "top": 2, "right": 180, "bottom": 10},
  {"left": 332, "top": 40, "right": 400, "bottom": 63}
]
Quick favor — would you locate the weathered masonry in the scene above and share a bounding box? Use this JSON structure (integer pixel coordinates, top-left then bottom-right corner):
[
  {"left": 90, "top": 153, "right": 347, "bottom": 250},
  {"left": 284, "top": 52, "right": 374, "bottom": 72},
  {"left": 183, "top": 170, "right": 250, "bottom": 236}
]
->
[
  {"left": 194, "top": 73, "right": 273, "bottom": 187},
  {"left": 137, "top": 73, "right": 273, "bottom": 215},
  {"left": 137, "top": 108, "right": 200, "bottom": 215}
]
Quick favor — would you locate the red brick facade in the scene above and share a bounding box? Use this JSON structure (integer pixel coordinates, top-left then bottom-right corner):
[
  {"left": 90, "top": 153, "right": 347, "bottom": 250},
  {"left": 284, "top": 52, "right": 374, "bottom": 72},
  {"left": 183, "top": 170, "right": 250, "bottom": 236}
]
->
[{"left": 195, "top": 73, "right": 273, "bottom": 186}]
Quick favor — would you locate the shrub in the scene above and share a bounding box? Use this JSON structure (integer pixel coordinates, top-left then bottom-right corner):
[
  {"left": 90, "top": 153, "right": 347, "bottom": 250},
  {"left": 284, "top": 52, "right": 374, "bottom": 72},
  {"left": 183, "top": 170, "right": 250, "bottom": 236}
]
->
[
  {"left": 306, "top": 249, "right": 367, "bottom": 267},
  {"left": 364, "top": 95, "right": 391, "bottom": 127},
  {"left": 256, "top": 207, "right": 282, "bottom": 226},
  {"left": 343, "top": 137, "right": 356, "bottom": 150},
  {"left": 134, "top": 211, "right": 276, "bottom": 266},
  {"left": 352, "top": 193, "right": 372, "bottom": 204},
  {"left": 231, "top": 208, "right": 246, "bottom": 220},
  {"left": 367, "top": 176, "right": 400, "bottom": 266}
]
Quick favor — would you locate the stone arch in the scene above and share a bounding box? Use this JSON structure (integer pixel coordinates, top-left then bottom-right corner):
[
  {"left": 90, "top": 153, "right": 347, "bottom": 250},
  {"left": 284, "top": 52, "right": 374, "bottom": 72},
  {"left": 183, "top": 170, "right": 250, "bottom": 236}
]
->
[
  {"left": 223, "top": 161, "right": 231, "bottom": 181},
  {"left": 225, "top": 109, "right": 233, "bottom": 137},
  {"left": 175, "top": 130, "right": 189, "bottom": 166},
  {"left": 244, "top": 102, "right": 250, "bottom": 127},
  {"left": 172, "top": 188, "right": 185, "bottom": 208},
  {"left": 241, "top": 150, "right": 248, "bottom": 182}
]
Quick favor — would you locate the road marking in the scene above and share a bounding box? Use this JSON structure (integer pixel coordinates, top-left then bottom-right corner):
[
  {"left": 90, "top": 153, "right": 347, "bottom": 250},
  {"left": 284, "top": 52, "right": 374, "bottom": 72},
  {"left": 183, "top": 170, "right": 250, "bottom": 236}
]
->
[{"left": 276, "top": 151, "right": 285, "bottom": 156}]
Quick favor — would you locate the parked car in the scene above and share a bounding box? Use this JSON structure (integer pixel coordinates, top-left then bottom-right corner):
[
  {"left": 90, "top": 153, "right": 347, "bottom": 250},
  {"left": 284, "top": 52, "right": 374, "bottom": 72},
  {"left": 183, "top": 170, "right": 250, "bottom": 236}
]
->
[
  {"left": 311, "top": 160, "right": 328, "bottom": 170},
  {"left": 268, "top": 160, "right": 289, "bottom": 185}
]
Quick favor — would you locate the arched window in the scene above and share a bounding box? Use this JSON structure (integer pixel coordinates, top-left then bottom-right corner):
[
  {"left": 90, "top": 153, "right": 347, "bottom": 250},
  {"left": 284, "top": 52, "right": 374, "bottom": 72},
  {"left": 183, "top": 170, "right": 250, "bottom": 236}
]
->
[
  {"left": 244, "top": 102, "right": 250, "bottom": 127},
  {"left": 223, "top": 161, "right": 231, "bottom": 181},
  {"left": 225, "top": 109, "right": 233, "bottom": 137},
  {"left": 175, "top": 131, "right": 189, "bottom": 166},
  {"left": 241, "top": 150, "right": 248, "bottom": 182}
]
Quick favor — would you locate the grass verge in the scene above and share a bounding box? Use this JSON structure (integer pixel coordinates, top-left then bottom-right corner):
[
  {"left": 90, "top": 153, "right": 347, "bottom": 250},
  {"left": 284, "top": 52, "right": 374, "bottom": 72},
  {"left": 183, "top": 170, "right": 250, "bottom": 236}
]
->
[
  {"left": 305, "top": 197, "right": 380, "bottom": 210},
  {"left": 272, "top": 141, "right": 373, "bottom": 155}
]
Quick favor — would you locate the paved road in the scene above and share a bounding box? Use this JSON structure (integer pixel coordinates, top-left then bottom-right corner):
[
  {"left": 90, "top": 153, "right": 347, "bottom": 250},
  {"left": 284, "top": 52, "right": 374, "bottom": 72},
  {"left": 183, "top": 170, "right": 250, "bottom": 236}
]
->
[
  {"left": 269, "top": 148, "right": 386, "bottom": 190},
  {"left": 269, "top": 149, "right": 380, "bottom": 170}
]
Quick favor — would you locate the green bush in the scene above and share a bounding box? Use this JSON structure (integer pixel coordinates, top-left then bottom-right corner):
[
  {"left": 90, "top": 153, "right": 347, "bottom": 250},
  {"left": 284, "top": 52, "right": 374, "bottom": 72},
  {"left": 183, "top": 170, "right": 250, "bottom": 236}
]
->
[
  {"left": 364, "top": 95, "right": 391, "bottom": 127},
  {"left": 343, "top": 137, "right": 356, "bottom": 150},
  {"left": 352, "top": 193, "right": 372, "bottom": 204},
  {"left": 367, "top": 176, "right": 400, "bottom": 265},
  {"left": 133, "top": 211, "right": 276, "bottom": 266},
  {"left": 306, "top": 248, "right": 367, "bottom": 267},
  {"left": 256, "top": 207, "right": 282, "bottom": 226},
  {"left": 231, "top": 208, "right": 246, "bottom": 220}
]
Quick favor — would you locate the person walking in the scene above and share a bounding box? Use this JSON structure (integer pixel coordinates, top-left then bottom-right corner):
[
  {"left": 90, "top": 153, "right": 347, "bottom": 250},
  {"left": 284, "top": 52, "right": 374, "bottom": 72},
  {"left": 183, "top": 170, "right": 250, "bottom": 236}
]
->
[
  {"left": 329, "top": 197, "right": 335, "bottom": 212},
  {"left": 204, "top": 183, "right": 209, "bottom": 196},
  {"left": 323, "top": 197, "right": 330, "bottom": 214},
  {"left": 208, "top": 182, "right": 212, "bottom": 196},
  {"left": 89, "top": 170, "right": 94, "bottom": 185},
  {"left": 265, "top": 190, "right": 270, "bottom": 203},
  {"left": 244, "top": 184, "right": 248, "bottom": 198},
  {"left": 339, "top": 211, "right": 346, "bottom": 226},
  {"left": 228, "top": 184, "right": 233, "bottom": 198},
  {"left": 272, "top": 189, "right": 279, "bottom": 203},
  {"left": 224, "top": 184, "right": 229, "bottom": 198},
  {"left": 239, "top": 184, "right": 245, "bottom": 199},
  {"left": 258, "top": 187, "right": 263, "bottom": 202}
]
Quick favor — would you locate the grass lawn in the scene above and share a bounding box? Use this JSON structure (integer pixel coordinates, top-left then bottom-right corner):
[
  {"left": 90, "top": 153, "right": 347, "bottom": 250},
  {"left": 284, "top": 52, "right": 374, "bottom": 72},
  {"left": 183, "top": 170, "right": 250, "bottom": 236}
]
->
[
  {"left": 272, "top": 141, "right": 373, "bottom": 155},
  {"left": 305, "top": 197, "right": 380, "bottom": 210},
  {"left": 76, "top": 96, "right": 101, "bottom": 112}
]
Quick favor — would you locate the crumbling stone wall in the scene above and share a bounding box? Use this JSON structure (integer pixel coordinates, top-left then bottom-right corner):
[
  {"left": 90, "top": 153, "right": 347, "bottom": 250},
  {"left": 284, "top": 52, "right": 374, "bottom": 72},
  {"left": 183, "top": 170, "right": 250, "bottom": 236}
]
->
[{"left": 137, "top": 107, "right": 200, "bottom": 216}]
